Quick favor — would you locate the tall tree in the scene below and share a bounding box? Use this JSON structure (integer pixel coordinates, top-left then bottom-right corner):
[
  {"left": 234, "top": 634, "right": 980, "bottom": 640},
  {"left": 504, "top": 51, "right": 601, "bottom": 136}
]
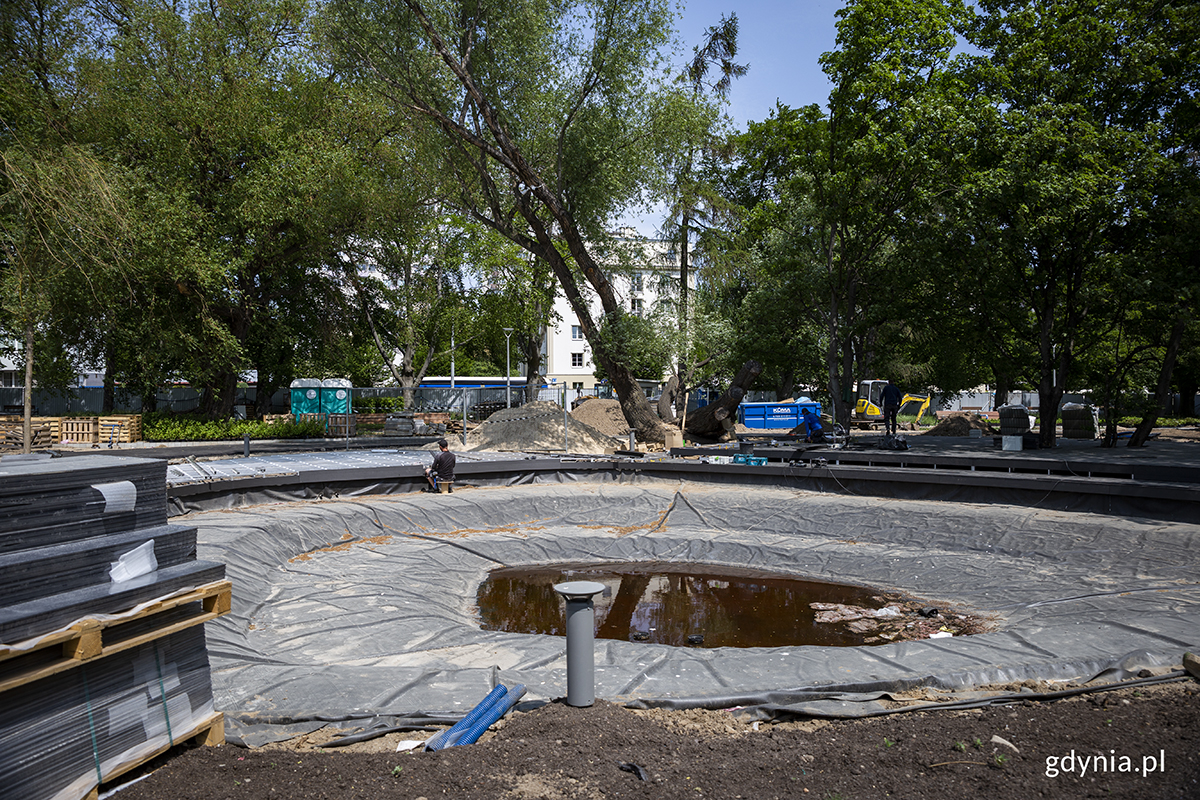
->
[
  {"left": 1, "top": 0, "right": 131, "bottom": 450},
  {"left": 721, "top": 0, "right": 968, "bottom": 427},
  {"left": 325, "top": 0, "right": 699, "bottom": 441},
  {"left": 94, "top": 0, "right": 387, "bottom": 418},
  {"left": 656, "top": 13, "right": 746, "bottom": 421},
  {"left": 958, "top": 0, "right": 1200, "bottom": 447}
]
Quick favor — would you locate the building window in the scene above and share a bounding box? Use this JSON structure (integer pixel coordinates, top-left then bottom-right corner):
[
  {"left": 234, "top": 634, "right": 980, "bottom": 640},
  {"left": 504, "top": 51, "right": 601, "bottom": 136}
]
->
[
  {"left": 632, "top": 272, "right": 643, "bottom": 293},
  {"left": 631, "top": 297, "right": 643, "bottom": 315},
  {"left": 571, "top": 325, "right": 584, "bottom": 340},
  {"left": 572, "top": 382, "right": 584, "bottom": 390},
  {"left": 571, "top": 352, "right": 584, "bottom": 368}
]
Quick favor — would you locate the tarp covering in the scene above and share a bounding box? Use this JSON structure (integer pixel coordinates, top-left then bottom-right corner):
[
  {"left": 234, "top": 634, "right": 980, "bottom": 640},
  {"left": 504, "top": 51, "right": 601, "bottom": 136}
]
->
[{"left": 187, "top": 483, "right": 1200, "bottom": 746}]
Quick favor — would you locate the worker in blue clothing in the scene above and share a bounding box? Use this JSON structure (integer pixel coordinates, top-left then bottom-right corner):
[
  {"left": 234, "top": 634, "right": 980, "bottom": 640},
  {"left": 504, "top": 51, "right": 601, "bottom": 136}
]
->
[
  {"left": 800, "top": 406, "right": 826, "bottom": 444},
  {"left": 881, "top": 379, "right": 904, "bottom": 436}
]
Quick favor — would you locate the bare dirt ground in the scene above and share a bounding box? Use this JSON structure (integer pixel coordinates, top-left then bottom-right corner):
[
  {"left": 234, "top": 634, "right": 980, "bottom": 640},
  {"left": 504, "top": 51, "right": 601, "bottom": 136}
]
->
[
  {"left": 112, "top": 678, "right": 1199, "bottom": 799},
  {"left": 1152, "top": 426, "right": 1200, "bottom": 443}
]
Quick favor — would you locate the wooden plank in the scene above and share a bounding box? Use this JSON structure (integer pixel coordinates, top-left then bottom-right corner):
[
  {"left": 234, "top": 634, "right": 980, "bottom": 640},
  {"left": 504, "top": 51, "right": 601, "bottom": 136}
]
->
[{"left": 0, "top": 581, "right": 232, "bottom": 693}]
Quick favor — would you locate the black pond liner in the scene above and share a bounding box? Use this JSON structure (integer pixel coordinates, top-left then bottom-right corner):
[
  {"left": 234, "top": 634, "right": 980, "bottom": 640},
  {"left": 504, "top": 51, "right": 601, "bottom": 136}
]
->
[{"left": 185, "top": 481, "right": 1200, "bottom": 746}]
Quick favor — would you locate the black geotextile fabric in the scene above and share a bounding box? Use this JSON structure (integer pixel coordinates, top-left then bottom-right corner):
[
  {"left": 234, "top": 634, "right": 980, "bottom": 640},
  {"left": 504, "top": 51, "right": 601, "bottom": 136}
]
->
[
  {"left": 0, "top": 559, "right": 227, "bottom": 644},
  {"left": 0, "top": 626, "right": 217, "bottom": 800},
  {"left": 0, "top": 523, "right": 197, "bottom": 608},
  {"left": 185, "top": 482, "right": 1200, "bottom": 746},
  {"left": 0, "top": 456, "right": 168, "bottom": 553}
]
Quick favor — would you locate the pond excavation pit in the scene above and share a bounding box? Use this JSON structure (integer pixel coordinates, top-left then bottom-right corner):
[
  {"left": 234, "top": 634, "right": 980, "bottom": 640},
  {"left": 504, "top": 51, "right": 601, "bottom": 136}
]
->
[{"left": 477, "top": 561, "right": 979, "bottom": 648}]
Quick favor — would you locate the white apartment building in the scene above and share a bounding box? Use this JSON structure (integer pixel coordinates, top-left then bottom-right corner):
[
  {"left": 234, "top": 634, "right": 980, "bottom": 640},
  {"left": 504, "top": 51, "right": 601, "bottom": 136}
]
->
[{"left": 542, "top": 229, "right": 692, "bottom": 395}]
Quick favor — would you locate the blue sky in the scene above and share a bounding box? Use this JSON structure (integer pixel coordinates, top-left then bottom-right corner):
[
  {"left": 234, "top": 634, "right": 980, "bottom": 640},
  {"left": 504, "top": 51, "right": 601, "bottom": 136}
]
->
[
  {"left": 674, "top": 0, "right": 842, "bottom": 128},
  {"left": 618, "top": 1, "right": 843, "bottom": 235}
]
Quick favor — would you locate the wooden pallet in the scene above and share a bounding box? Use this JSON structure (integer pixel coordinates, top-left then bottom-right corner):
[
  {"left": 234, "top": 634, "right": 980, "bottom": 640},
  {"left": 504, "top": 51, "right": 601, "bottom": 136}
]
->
[
  {"left": 83, "top": 711, "right": 226, "bottom": 800},
  {"left": 98, "top": 415, "right": 143, "bottom": 444},
  {"left": 0, "top": 421, "right": 54, "bottom": 451},
  {"left": 0, "top": 580, "right": 232, "bottom": 694},
  {"left": 61, "top": 417, "right": 100, "bottom": 444}
]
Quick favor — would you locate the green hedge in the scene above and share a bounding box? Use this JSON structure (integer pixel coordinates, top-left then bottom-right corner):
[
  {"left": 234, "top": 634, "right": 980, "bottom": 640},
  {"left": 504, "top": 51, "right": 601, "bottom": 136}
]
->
[
  {"left": 1112, "top": 416, "right": 1200, "bottom": 427},
  {"left": 143, "top": 412, "right": 327, "bottom": 442}
]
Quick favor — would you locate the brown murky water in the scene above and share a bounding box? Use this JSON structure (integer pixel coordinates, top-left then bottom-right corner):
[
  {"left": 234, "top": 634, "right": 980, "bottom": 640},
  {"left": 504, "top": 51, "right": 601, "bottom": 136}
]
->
[{"left": 476, "top": 562, "right": 911, "bottom": 648}]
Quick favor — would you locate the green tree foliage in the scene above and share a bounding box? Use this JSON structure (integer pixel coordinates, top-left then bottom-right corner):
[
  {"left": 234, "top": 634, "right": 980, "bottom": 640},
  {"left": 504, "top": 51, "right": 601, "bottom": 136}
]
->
[
  {"left": 342, "top": 212, "right": 507, "bottom": 406},
  {"left": 953, "top": 0, "right": 1200, "bottom": 446},
  {"left": 1, "top": 0, "right": 132, "bottom": 448},
  {"left": 658, "top": 14, "right": 744, "bottom": 381},
  {"left": 323, "top": 0, "right": 702, "bottom": 441},
  {"left": 591, "top": 311, "right": 673, "bottom": 383},
  {"left": 719, "top": 0, "right": 969, "bottom": 425},
  {"left": 89, "top": 0, "right": 396, "bottom": 417}
]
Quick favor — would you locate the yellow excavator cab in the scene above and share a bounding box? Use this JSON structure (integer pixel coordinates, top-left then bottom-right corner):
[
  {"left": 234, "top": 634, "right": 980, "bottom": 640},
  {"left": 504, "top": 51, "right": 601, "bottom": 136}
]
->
[
  {"left": 854, "top": 380, "right": 886, "bottom": 419},
  {"left": 854, "top": 380, "right": 930, "bottom": 425}
]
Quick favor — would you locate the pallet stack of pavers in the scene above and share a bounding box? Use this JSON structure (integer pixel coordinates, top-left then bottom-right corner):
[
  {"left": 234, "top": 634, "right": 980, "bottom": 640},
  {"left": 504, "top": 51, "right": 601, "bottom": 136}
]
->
[{"left": 0, "top": 455, "right": 230, "bottom": 800}]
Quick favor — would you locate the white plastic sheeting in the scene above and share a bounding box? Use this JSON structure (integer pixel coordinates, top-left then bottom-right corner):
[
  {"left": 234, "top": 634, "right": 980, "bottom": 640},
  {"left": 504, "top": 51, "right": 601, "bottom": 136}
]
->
[{"left": 188, "top": 483, "right": 1200, "bottom": 745}]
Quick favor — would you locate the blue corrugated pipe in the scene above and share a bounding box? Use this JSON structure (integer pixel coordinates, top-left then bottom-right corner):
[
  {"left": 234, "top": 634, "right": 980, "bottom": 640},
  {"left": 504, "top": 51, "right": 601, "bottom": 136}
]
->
[
  {"left": 452, "top": 684, "right": 527, "bottom": 747},
  {"left": 423, "top": 684, "right": 508, "bottom": 751}
]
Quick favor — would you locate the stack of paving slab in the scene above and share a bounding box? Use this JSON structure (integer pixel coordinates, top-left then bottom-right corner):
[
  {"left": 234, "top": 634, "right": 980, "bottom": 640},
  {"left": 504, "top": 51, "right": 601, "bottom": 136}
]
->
[
  {"left": 384, "top": 412, "right": 444, "bottom": 436},
  {"left": 0, "top": 454, "right": 229, "bottom": 800}
]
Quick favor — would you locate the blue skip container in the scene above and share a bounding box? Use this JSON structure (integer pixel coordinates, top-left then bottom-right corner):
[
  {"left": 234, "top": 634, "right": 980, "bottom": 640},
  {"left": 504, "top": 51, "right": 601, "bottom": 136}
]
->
[{"left": 738, "top": 401, "right": 821, "bottom": 430}]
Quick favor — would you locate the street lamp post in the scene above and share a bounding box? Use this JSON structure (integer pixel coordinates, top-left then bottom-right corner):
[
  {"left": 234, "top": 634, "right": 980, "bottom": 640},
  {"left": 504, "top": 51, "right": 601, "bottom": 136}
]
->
[{"left": 503, "top": 327, "right": 514, "bottom": 408}]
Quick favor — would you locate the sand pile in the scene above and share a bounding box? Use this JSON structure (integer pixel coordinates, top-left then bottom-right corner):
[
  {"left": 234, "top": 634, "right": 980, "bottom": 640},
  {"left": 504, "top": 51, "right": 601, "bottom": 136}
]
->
[
  {"left": 924, "top": 412, "right": 997, "bottom": 436},
  {"left": 570, "top": 398, "right": 632, "bottom": 438},
  {"left": 462, "top": 400, "right": 622, "bottom": 453}
]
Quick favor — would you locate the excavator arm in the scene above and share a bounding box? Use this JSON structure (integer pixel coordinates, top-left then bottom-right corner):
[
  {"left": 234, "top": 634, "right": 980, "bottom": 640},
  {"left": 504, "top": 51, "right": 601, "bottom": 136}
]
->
[{"left": 898, "top": 393, "right": 931, "bottom": 424}]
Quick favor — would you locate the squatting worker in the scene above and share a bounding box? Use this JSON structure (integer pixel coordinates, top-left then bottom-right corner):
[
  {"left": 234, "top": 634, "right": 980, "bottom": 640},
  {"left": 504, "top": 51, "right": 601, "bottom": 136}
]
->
[
  {"left": 801, "top": 406, "right": 826, "bottom": 444},
  {"left": 881, "top": 379, "right": 903, "bottom": 436},
  {"left": 424, "top": 438, "right": 456, "bottom": 492}
]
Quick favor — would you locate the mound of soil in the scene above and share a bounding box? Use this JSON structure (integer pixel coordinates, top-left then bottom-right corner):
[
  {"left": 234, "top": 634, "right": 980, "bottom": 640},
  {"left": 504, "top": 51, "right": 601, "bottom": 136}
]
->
[
  {"left": 464, "top": 400, "right": 621, "bottom": 454},
  {"left": 111, "top": 678, "right": 1200, "bottom": 800},
  {"left": 924, "top": 412, "right": 999, "bottom": 437},
  {"left": 570, "top": 398, "right": 631, "bottom": 438}
]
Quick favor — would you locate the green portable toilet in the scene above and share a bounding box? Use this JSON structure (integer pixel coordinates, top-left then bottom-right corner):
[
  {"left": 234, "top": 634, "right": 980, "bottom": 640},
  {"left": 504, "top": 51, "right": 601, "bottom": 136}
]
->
[
  {"left": 290, "top": 378, "right": 322, "bottom": 415},
  {"left": 321, "top": 378, "right": 352, "bottom": 415}
]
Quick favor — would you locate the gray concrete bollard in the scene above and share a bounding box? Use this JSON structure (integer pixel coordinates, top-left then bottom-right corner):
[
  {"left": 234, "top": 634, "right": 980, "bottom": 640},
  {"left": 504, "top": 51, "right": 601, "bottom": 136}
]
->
[{"left": 553, "top": 581, "right": 607, "bottom": 707}]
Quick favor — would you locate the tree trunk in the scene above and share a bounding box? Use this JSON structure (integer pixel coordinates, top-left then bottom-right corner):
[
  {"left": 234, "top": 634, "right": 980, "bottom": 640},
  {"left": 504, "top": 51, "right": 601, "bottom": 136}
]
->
[
  {"left": 661, "top": 377, "right": 679, "bottom": 423},
  {"left": 993, "top": 372, "right": 1011, "bottom": 409},
  {"left": 520, "top": 332, "right": 543, "bottom": 405},
  {"left": 22, "top": 321, "right": 34, "bottom": 455},
  {"left": 1129, "top": 317, "right": 1186, "bottom": 448},
  {"left": 684, "top": 360, "right": 761, "bottom": 440},
  {"left": 102, "top": 342, "right": 116, "bottom": 415},
  {"left": 658, "top": 374, "right": 680, "bottom": 425},
  {"left": 1036, "top": 321, "right": 1069, "bottom": 449},
  {"left": 393, "top": 3, "right": 665, "bottom": 441},
  {"left": 775, "top": 369, "right": 795, "bottom": 402}
]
